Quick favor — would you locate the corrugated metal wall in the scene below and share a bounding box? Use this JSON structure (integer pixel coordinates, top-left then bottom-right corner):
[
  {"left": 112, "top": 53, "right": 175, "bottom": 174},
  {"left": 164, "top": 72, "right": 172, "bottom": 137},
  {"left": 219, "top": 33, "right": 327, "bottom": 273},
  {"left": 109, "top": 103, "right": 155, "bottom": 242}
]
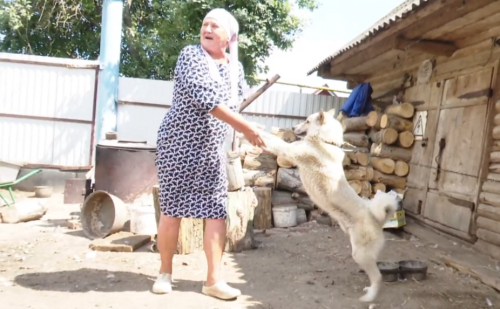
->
[
  {"left": 117, "top": 77, "right": 347, "bottom": 148},
  {"left": 0, "top": 53, "right": 99, "bottom": 167},
  {"left": 242, "top": 90, "right": 345, "bottom": 130}
]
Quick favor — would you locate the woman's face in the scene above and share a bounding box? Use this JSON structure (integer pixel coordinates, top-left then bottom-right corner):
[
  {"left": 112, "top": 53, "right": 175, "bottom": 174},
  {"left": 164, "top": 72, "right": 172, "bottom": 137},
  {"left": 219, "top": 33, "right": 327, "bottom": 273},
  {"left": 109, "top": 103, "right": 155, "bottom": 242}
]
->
[{"left": 200, "top": 18, "right": 229, "bottom": 53}]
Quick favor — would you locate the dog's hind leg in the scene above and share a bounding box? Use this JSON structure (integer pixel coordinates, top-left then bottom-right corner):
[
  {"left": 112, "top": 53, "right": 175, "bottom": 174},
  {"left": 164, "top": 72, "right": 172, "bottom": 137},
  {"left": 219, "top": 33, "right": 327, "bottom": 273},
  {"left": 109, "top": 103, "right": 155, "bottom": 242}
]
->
[{"left": 352, "top": 246, "right": 382, "bottom": 302}]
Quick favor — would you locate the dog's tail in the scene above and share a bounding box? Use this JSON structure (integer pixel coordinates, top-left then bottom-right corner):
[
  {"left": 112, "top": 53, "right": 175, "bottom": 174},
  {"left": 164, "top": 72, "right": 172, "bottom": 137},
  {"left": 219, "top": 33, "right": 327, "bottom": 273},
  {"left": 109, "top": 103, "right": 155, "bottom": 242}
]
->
[{"left": 368, "top": 190, "right": 400, "bottom": 225}]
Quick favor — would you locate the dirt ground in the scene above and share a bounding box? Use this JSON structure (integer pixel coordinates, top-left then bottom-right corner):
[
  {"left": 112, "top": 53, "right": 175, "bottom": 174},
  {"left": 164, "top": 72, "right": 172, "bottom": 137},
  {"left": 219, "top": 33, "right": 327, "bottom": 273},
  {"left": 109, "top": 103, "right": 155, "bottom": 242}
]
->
[{"left": 1, "top": 190, "right": 499, "bottom": 309}]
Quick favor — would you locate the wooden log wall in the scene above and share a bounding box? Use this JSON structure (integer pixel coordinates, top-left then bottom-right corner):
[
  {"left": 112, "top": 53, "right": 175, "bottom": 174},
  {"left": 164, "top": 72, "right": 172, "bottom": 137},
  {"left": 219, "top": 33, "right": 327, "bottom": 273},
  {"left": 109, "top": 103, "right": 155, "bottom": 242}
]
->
[{"left": 474, "top": 100, "right": 500, "bottom": 261}]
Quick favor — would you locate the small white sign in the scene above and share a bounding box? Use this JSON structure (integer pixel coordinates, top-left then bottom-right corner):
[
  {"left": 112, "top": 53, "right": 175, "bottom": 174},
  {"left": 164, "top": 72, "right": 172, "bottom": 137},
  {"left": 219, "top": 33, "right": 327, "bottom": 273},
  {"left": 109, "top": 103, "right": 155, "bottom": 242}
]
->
[{"left": 413, "top": 110, "right": 427, "bottom": 140}]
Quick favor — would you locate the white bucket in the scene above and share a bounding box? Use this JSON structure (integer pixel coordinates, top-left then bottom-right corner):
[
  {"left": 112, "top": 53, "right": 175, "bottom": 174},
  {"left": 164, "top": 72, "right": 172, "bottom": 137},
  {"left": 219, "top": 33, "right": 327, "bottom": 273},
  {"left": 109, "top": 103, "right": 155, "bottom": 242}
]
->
[
  {"left": 272, "top": 204, "right": 298, "bottom": 228},
  {"left": 296, "top": 208, "right": 307, "bottom": 225},
  {"left": 130, "top": 205, "right": 158, "bottom": 235}
]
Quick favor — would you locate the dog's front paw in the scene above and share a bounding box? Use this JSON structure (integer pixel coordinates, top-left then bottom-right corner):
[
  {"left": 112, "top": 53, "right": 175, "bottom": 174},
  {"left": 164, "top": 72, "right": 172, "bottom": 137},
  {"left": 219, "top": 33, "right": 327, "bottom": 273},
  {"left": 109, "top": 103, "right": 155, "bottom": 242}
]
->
[{"left": 359, "top": 286, "right": 377, "bottom": 302}]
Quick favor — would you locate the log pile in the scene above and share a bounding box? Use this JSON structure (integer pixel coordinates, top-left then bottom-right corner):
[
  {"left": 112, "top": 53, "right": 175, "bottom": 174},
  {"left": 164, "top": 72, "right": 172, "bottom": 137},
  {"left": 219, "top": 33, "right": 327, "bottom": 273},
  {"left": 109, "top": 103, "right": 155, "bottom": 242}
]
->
[
  {"left": 474, "top": 100, "right": 500, "bottom": 260},
  {"left": 341, "top": 102, "right": 416, "bottom": 199}
]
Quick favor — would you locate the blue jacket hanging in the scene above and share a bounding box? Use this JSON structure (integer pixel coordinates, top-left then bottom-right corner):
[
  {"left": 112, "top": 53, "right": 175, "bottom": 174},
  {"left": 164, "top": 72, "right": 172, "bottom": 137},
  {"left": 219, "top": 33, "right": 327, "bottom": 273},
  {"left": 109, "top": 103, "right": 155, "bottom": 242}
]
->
[{"left": 340, "top": 82, "right": 374, "bottom": 117}]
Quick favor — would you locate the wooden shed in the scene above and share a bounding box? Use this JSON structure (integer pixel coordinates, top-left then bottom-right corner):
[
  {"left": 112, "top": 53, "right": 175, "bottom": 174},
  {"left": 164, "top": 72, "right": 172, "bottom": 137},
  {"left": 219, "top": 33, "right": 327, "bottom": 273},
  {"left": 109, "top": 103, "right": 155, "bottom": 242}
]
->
[{"left": 307, "top": 0, "right": 500, "bottom": 261}]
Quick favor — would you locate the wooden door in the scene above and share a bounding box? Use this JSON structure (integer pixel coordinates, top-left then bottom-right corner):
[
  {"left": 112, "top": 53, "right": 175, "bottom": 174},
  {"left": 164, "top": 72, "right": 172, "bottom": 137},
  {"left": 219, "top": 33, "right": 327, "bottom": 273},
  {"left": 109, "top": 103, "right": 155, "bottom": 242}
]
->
[{"left": 424, "top": 68, "right": 493, "bottom": 235}]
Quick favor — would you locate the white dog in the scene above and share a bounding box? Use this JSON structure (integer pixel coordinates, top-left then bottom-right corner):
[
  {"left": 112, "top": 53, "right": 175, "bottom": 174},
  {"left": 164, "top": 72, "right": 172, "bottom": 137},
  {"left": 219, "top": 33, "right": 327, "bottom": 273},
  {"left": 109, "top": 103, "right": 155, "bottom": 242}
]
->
[{"left": 247, "top": 109, "right": 399, "bottom": 302}]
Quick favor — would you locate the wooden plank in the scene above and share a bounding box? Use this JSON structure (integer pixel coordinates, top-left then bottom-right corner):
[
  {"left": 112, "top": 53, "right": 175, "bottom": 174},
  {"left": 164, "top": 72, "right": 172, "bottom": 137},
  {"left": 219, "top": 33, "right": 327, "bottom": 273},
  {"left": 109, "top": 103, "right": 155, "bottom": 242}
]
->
[
  {"left": 345, "top": 49, "right": 403, "bottom": 75},
  {"left": 438, "top": 252, "right": 500, "bottom": 291},
  {"left": 480, "top": 191, "right": 500, "bottom": 207},
  {"left": 477, "top": 216, "right": 500, "bottom": 235},
  {"left": 422, "top": 1, "right": 500, "bottom": 40},
  {"left": 433, "top": 49, "right": 499, "bottom": 79},
  {"left": 456, "top": 24, "right": 500, "bottom": 49},
  {"left": 474, "top": 239, "right": 500, "bottom": 261},
  {"left": 423, "top": 191, "right": 473, "bottom": 234},
  {"left": 477, "top": 203, "right": 500, "bottom": 222},
  {"left": 89, "top": 232, "right": 151, "bottom": 252},
  {"left": 440, "top": 11, "right": 500, "bottom": 42},
  {"left": 327, "top": 0, "right": 492, "bottom": 74},
  {"left": 402, "top": 187, "right": 425, "bottom": 214},
  {"left": 394, "top": 37, "right": 457, "bottom": 57},
  {"left": 440, "top": 67, "right": 493, "bottom": 109},
  {"left": 428, "top": 104, "right": 488, "bottom": 197},
  {"left": 402, "top": 0, "right": 498, "bottom": 40}
]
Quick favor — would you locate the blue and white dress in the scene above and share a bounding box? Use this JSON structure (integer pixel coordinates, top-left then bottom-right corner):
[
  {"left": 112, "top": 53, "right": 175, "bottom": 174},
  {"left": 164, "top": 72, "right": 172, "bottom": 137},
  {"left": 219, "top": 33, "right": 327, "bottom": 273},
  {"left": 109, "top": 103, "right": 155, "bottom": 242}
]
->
[{"left": 155, "top": 44, "right": 245, "bottom": 220}]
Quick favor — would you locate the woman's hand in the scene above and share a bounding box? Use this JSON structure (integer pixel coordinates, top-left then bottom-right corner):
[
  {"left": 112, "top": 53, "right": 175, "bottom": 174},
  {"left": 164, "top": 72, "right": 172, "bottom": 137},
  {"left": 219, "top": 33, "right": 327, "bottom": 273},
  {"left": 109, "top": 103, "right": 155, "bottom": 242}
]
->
[
  {"left": 209, "top": 105, "right": 266, "bottom": 148},
  {"left": 240, "top": 123, "right": 266, "bottom": 148}
]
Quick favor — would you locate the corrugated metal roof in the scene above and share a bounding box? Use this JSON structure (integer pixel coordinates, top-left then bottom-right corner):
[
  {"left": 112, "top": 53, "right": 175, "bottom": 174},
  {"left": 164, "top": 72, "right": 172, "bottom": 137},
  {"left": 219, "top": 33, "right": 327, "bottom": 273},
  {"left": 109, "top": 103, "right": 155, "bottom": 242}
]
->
[{"left": 306, "top": 0, "right": 433, "bottom": 76}]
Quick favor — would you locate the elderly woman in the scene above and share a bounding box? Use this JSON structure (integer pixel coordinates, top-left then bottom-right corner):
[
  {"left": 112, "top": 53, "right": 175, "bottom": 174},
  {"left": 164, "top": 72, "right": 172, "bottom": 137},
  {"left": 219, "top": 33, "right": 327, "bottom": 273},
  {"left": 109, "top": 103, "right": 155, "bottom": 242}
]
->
[{"left": 152, "top": 8, "right": 264, "bottom": 300}]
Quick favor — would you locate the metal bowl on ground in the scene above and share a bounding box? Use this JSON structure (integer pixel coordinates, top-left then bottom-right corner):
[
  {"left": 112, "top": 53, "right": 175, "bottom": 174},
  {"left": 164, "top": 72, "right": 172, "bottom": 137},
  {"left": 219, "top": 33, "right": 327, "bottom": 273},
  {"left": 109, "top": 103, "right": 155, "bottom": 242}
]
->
[
  {"left": 399, "top": 260, "right": 428, "bottom": 281},
  {"left": 34, "top": 185, "right": 53, "bottom": 198},
  {"left": 376, "top": 261, "right": 400, "bottom": 282}
]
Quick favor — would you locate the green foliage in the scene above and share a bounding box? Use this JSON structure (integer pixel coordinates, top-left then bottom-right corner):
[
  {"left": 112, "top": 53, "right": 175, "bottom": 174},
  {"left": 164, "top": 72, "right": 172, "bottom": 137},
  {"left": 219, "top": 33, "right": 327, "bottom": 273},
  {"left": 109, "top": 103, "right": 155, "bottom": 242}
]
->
[{"left": 0, "top": 0, "right": 318, "bottom": 85}]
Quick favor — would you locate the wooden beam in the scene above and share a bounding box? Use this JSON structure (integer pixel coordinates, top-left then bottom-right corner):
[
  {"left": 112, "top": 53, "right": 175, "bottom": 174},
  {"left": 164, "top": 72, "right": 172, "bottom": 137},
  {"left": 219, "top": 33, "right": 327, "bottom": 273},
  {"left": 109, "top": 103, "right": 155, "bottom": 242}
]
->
[
  {"left": 326, "top": 0, "right": 494, "bottom": 76},
  {"left": 394, "top": 37, "right": 457, "bottom": 57}
]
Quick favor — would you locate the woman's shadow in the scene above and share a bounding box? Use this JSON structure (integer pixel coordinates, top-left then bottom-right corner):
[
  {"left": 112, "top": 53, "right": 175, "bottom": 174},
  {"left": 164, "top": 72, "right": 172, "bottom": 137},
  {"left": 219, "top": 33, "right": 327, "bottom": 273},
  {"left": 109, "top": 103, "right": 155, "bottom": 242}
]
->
[
  {"left": 15, "top": 268, "right": 155, "bottom": 293},
  {"left": 14, "top": 268, "right": 228, "bottom": 295}
]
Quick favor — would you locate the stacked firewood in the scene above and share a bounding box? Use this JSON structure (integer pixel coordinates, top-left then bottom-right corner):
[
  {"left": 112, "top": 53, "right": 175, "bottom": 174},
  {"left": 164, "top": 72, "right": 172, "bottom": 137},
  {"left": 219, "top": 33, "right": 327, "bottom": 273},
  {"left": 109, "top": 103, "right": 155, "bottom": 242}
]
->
[{"left": 341, "top": 102, "right": 416, "bottom": 198}]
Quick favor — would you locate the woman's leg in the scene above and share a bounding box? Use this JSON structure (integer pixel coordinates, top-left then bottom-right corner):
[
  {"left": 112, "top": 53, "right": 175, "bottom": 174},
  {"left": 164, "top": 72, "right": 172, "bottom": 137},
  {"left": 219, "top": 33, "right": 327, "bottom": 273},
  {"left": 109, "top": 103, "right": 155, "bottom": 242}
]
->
[
  {"left": 202, "top": 218, "right": 241, "bottom": 299},
  {"left": 152, "top": 214, "right": 182, "bottom": 294}
]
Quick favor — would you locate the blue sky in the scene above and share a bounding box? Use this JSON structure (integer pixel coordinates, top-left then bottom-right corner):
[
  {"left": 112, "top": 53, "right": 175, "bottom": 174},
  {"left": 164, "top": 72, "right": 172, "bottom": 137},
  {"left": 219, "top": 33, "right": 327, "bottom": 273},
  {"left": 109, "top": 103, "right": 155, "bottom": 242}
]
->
[{"left": 259, "top": 0, "right": 406, "bottom": 93}]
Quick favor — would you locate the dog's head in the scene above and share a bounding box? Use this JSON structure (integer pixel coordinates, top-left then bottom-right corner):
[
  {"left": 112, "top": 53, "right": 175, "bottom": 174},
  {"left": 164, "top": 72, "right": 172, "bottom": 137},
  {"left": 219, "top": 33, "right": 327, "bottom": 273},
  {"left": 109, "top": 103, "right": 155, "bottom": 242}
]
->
[{"left": 293, "top": 109, "right": 343, "bottom": 145}]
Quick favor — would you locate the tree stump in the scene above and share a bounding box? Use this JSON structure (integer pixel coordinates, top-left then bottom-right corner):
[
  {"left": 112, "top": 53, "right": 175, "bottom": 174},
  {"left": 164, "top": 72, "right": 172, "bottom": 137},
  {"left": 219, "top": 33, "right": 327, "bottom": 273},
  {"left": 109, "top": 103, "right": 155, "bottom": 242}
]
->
[
  {"left": 342, "top": 116, "right": 369, "bottom": 132},
  {"left": 276, "top": 168, "right": 306, "bottom": 195},
  {"left": 225, "top": 187, "right": 258, "bottom": 253},
  {"left": 253, "top": 187, "right": 272, "bottom": 230},
  {"left": 227, "top": 151, "right": 245, "bottom": 191},
  {"left": 384, "top": 102, "right": 415, "bottom": 119}
]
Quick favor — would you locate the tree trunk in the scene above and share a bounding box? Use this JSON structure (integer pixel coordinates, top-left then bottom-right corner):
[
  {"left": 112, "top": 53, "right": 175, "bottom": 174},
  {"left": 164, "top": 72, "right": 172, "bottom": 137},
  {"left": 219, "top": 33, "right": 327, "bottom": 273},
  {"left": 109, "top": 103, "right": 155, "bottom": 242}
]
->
[
  {"left": 242, "top": 150, "right": 278, "bottom": 188},
  {"left": 372, "top": 182, "right": 387, "bottom": 194},
  {"left": 343, "top": 132, "right": 370, "bottom": 148},
  {"left": 277, "top": 155, "right": 296, "bottom": 168},
  {"left": 226, "top": 151, "right": 245, "bottom": 191},
  {"left": 380, "top": 114, "right": 413, "bottom": 132},
  {"left": 369, "top": 157, "right": 396, "bottom": 174},
  {"left": 368, "top": 128, "right": 398, "bottom": 145},
  {"left": 225, "top": 187, "right": 258, "bottom": 252},
  {"left": 355, "top": 151, "right": 370, "bottom": 166},
  {"left": 343, "top": 155, "right": 351, "bottom": 167},
  {"left": 366, "top": 111, "right": 382, "bottom": 129},
  {"left": 349, "top": 180, "right": 362, "bottom": 195},
  {"left": 344, "top": 166, "right": 374, "bottom": 181},
  {"left": 360, "top": 180, "right": 372, "bottom": 198},
  {"left": 372, "top": 170, "right": 407, "bottom": 189},
  {"left": 371, "top": 143, "right": 413, "bottom": 162},
  {"left": 394, "top": 160, "right": 410, "bottom": 177},
  {"left": 342, "top": 116, "right": 369, "bottom": 132},
  {"left": 252, "top": 187, "right": 272, "bottom": 230},
  {"left": 271, "top": 127, "right": 298, "bottom": 142},
  {"left": 384, "top": 102, "right": 415, "bottom": 119},
  {"left": 276, "top": 168, "right": 306, "bottom": 195},
  {"left": 397, "top": 131, "right": 415, "bottom": 148}
]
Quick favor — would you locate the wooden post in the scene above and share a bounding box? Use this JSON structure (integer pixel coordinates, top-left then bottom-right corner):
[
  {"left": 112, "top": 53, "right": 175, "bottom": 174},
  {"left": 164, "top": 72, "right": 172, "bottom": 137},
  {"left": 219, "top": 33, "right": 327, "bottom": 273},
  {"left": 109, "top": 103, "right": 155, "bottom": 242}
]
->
[
  {"left": 225, "top": 187, "right": 259, "bottom": 252},
  {"left": 253, "top": 187, "right": 272, "bottom": 230}
]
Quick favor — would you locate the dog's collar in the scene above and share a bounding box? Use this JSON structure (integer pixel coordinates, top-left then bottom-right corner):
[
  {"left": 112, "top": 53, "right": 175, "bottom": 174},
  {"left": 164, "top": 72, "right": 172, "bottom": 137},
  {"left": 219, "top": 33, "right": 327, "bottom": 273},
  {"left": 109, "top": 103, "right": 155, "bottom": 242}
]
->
[{"left": 321, "top": 139, "right": 357, "bottom": 151}]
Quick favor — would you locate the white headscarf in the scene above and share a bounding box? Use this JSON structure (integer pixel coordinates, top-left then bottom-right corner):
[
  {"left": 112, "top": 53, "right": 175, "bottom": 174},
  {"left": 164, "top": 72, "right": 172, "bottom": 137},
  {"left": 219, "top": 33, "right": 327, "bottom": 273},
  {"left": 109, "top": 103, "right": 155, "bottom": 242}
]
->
[{"left": 201, "top": 8, "right": 240, "bottom": 107}]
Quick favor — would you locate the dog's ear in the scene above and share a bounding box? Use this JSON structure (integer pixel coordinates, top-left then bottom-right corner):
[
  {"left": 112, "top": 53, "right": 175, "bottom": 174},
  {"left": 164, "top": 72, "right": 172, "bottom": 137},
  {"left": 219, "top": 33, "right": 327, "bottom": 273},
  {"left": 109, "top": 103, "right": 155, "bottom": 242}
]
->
[{"left": 318, "top": 110, "right": 326, "bottom": 125}]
